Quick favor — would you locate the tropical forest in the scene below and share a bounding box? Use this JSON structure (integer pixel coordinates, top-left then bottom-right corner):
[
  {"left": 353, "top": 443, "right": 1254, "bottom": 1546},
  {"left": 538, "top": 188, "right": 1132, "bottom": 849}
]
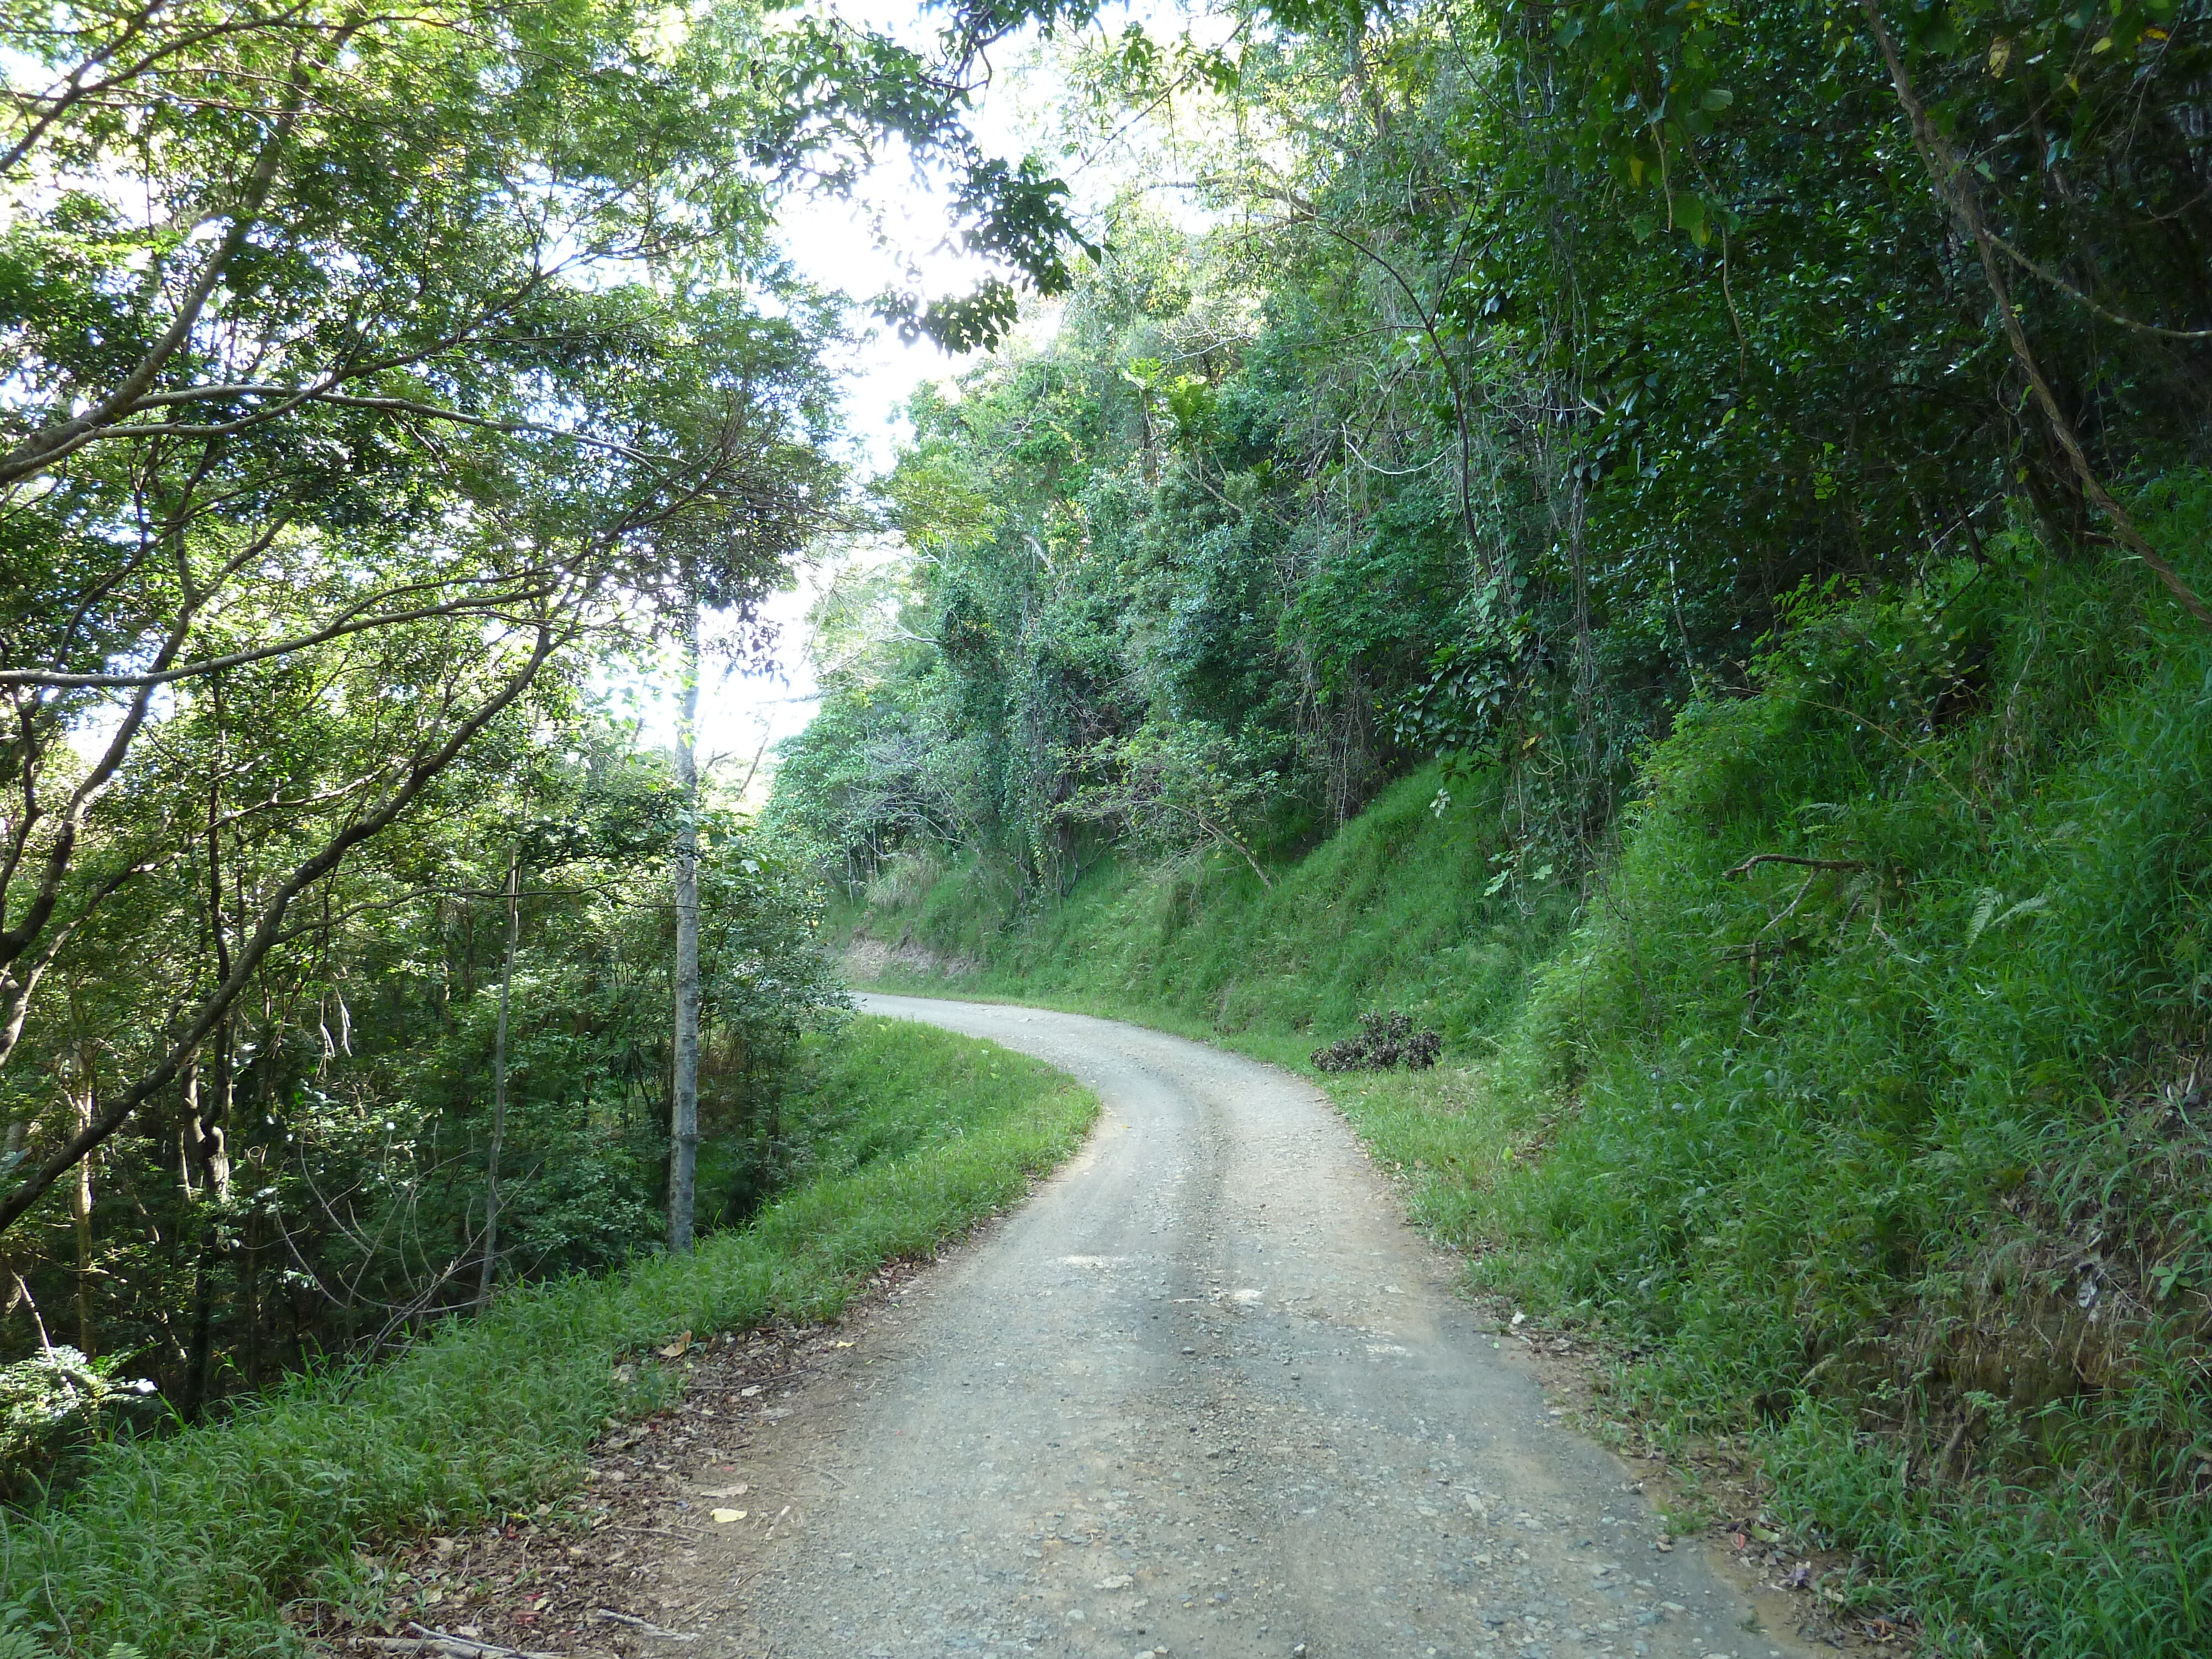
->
[{"left": 2, "top": 2, "right": 2210, "bottom": 1656}]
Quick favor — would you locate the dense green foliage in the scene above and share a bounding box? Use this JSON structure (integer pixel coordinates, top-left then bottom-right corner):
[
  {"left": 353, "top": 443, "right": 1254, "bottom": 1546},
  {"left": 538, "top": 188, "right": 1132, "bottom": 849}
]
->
[
  {"left": 785, "top": 8, "right": 2212, "bottom": 1647},
  {"left": 0, "top": 700, "right": 858, "bottom": 1436},
  {"left": 847, "top": 479, "right": 2212, "bottom": 1653},
  {"left": 772, "top": 0, "right": 2212, "bottom": 899},
  {"left": 0, "top": 0, "right": 849, "bottom": 1434},
  {"left": 0, "top": 1016, "right": 1094, "bottom": 1657},
  {"left": 0, "top": 0, "right": 1113, "bottom": 1444},
  {"left": 1492, "top": 511, "right": 2212, "bottom": 1655}
]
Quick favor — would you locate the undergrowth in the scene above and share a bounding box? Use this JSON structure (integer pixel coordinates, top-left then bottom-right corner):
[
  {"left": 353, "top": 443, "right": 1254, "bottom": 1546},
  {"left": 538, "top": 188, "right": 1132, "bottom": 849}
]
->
[
  {"left": 851, "top": 754, "right": 1576, "bottom": 1048},
  {"left": 848, "top": 479, "right": 2212, "bottom": 1657},
  {"left": 0, "top": 1019, "right": 1095, "bottom": 1658}
]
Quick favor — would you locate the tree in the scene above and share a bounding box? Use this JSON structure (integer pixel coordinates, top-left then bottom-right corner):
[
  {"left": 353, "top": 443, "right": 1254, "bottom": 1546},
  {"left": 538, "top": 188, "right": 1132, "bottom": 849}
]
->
[
  {"left": 0, "top": 0, "right": 1124, "bottom": 1240},
  {"left": 1060, "top": 721, "right": 1280, "bottom": 888},
  {"left": 773, "top": 0, "right": 2212, "bottom": 906},
  {"left": 1, "top": 286, "right": 842, "bottom": 1244},
  {"left": 476, "top": 849, "right": 518, "bottom": 1311},
  {"left": 669, "top": 597, "right": 702, "bottom": 1255},
  {"left": 1853, "top": 0, "right": 2210, "bottom": 627}
]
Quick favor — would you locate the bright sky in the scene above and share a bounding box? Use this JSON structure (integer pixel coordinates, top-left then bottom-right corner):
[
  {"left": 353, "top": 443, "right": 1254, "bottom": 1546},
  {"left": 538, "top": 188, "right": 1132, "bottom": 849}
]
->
[{"left": 673, "top": 0, "right": 1208, "bottom": 805}]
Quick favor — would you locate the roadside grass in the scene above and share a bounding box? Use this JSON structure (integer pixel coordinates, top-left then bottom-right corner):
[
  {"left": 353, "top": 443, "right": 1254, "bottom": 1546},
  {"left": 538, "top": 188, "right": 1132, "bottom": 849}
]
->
[
  {"left": 848, "top": 483, "right": 2212, "bottom": 1656},
  {"left": 858, "top": 757, "right": 1569, "bottom": 1051},
  {"left": 0, "top": 1018, "right": 1095, "bottom": 1659}
]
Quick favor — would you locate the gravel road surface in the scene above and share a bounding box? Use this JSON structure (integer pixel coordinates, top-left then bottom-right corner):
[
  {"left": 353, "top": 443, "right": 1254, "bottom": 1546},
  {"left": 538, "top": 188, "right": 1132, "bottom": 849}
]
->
[{"left": 696, "top": 995, "right": 1818, "bottom": 1659}]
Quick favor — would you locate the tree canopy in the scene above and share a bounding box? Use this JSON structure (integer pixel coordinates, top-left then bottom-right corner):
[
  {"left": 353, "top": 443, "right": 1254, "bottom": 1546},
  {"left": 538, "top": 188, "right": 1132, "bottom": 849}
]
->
[
  {"left": 772, "top": 0, "right": 2212, "bottom": 896},
  {"left": 0, "top": 0, "right": 1107, "bottom": 1433}
]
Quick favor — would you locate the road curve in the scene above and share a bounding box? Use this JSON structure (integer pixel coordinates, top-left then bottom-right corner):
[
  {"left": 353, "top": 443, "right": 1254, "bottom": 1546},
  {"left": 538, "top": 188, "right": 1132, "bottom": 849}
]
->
[{"left": 727, "top": 994, "right": 1809, "bottom": 1659}]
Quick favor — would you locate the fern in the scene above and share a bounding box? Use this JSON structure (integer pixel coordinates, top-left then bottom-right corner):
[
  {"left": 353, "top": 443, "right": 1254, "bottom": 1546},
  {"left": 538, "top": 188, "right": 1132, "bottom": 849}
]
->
[
  {"left": 1964, "top": 889, "right": 2047, "bottom": 953},
  {"left": 0, "top": 1637, "right": 145, "bottom": 1659},
  {"left": 1963, "top": 887, "right": 2004, "bottom": 952}
]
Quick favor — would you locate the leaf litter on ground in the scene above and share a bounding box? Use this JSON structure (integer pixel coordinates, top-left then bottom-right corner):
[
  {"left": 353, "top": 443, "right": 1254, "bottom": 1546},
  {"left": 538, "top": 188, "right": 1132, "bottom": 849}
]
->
[{"left": 315, "top": 1260, "right": 933, "bottom": 1658}]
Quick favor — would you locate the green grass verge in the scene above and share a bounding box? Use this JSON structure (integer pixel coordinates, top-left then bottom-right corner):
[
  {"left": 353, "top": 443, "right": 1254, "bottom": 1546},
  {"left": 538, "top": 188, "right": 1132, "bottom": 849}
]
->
[
  {"left": 0, "top": 1018, "right": 1095, "bottom": 1658},
  {"left": 848, "top": 482, "right": 2212, "bottom": 1657}
]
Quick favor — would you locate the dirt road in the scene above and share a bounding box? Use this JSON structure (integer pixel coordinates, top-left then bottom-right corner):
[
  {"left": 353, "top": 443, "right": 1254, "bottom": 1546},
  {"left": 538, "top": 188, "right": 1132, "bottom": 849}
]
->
[{"left": 680, "top": 995, "right": 1819, "bottom": 1659}]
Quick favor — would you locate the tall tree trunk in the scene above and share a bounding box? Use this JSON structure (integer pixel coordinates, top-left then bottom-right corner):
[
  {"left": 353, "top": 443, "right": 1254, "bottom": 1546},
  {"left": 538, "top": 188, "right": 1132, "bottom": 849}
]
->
[
  {"left": 66, "top": 1064, "right": 93, "bottom": 1354},
  {"left": 182, "top": 1233, "right": 216, "bottom": 1420},
  {"left": 1566, "top": 457, "right": 1599, "bottom": 831},
  {"left": 243, "top": 1203, "right": 262, "bottom": 1390},
  {"left": 184, "top": 743, "right": 236, "bottom": 1421},
  {"left": 245, "top": 1025, "right": 273, "bottom": 1387},
  {"left": 477, "top": 848, "right": 519, "bottom": 1310},
  {"left": 669, "top": 592, "right": 702, "bottom": 1255}
]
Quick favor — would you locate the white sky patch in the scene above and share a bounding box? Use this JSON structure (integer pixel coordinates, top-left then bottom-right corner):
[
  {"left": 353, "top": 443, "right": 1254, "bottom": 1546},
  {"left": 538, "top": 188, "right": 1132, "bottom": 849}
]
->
[{"left": 613, "top": 539, "right": 909, "bottom": 814}]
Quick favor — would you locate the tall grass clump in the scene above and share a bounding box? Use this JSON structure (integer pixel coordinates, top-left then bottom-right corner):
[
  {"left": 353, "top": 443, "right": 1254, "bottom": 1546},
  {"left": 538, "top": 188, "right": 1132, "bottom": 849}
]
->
[{"left": 0, "top": 1019, "right": 1094, "bottom": 1658}]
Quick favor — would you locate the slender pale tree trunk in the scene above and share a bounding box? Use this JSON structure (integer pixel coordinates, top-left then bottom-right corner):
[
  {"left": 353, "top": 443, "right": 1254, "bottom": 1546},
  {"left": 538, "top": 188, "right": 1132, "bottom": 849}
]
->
[
  {"left": 184, "top": 731, "right": 235, "bottom": 1421},
  {"left": 669, "top": 592, "right": 702, "bottom": 1254},
  {"left": 66, "top": 1063, "right": 93, "bottom": 1354},
  {"left": 477, "top": 849, "right": 519, "bottom": 1310}
]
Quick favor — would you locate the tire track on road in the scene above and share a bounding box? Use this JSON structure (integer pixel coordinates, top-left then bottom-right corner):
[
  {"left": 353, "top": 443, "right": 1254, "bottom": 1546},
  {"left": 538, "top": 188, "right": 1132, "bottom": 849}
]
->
[{"left": 666, "top": 995, "right": 1820, "bottom": 1659}]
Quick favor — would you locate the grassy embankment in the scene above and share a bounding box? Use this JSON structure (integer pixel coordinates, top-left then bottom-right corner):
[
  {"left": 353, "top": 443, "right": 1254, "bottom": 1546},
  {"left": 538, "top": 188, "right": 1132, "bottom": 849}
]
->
[
  {"left": 849, "top": 482, "right": 2212, "bottom": 1656},
  {"left": 0, "top": 1018, "right": 1094, "bottom": 1659}
]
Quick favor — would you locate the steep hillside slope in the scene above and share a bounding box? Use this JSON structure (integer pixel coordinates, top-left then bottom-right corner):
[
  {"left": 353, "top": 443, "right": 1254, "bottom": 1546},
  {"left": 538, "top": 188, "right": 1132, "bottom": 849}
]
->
[
  {"left": 847, "top": 485, "right": 2212, "bottom": 1656},
  {"left": 853, "top": 757, "right": 1568, "bottom": 1051}
]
